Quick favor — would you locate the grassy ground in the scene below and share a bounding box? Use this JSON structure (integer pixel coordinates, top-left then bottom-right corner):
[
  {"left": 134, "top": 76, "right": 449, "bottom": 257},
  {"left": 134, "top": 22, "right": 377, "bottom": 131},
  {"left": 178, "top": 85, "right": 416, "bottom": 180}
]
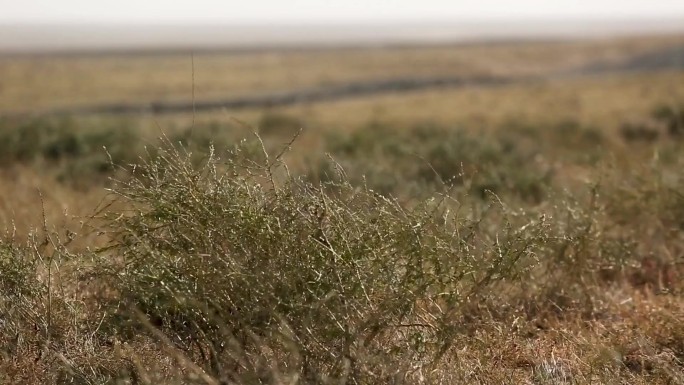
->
[
  {"left": 1, "top": 36, "right": 684, "bottom": 384},
  {"left": 2, "top": 34, "right": 683, "bottom": 113},
  {"left": 170, "top": 70, "right": 684, "bottom": 133}
]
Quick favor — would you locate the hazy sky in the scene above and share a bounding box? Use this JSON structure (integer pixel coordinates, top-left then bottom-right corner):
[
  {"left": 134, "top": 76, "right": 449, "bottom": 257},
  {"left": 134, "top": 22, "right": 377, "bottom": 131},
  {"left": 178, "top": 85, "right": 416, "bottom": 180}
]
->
[{"left": 3, "top": 0, "right": 684, "bottom": 23}]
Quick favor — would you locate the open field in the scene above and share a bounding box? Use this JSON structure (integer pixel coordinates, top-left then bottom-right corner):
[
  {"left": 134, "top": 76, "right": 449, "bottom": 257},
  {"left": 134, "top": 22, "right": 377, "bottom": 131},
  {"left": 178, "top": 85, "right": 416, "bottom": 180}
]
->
[
  {"left": 2, "top": 34, "right": 684, "bottom": 114},
  {"left": 1, "top": 34, "right": 684, "bottom": 384}
]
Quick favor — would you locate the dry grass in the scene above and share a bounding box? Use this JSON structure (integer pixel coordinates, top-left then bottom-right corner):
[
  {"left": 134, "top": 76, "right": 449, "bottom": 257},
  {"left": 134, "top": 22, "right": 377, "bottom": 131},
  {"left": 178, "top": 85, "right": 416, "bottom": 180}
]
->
[
  {"left": 0, "top": 165, "right": 107, "bottom": 247},
  {"left": 294, "top": 71, "right": 684, "bottom": 131},
  {"left": 141, "top": 70, "right": 684, "bottom": 141},
  {"left": 2, "top": 34, "right": 683, "bottom": 113}
]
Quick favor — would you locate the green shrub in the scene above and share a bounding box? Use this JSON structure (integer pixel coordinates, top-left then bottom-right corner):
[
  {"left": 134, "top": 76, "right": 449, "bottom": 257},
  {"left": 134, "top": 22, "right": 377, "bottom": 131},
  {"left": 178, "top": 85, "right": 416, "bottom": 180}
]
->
[
  {"left": 258, "top": 112, "right": 305, "bottom": 138},
  {"left": 652, "top": 104, "right": 684, "bottom": 137},
  {"left": 0, "top": 117, "right": 144, "bottom": 184},
  {"left": 97, "top": 138, "right": 550, "bottom": 383},
  {"left": 318, "top": 123, "right": 551, "bottom": 203},
  {"left": 0, "top": 241, "right": 44, "bottom": 311},
  {"left": 551, "top": 120, "right": 605, "bottom": 147}
]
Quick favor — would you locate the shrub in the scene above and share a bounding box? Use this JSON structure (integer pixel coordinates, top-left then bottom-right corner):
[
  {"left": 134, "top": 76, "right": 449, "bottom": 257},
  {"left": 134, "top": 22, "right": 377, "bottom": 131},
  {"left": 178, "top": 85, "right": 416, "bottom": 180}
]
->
[
  {"left": 258, "top": 112, "right": 305, "bottom": 138},
  {"left": 318, "top": 123, "right": 551, "bottom": 203},
  {"left": 652, "top": 104, "right": 684, "bottom": 137},
  {"left": 0, "top": 241, "right": 44, "bottom": 324},
  {"left": 551, "top": 120, "right": 605, "bottom": 148},
  {"left": 97, "top": 137, "right": 550, "bottom": 383},
  {"left": 619, "top": 121, "right": 660, "bottom": 142},
  {"left": 0, "top": 117, "right": 144, "bottom": 185}
]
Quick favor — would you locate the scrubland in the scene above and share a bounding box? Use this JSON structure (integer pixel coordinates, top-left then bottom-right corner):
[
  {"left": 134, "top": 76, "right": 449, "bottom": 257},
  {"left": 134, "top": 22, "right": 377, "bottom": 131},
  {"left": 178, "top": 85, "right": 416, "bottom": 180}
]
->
[{"left": 1, "top": 37, "right": 684, "bottom": 384}]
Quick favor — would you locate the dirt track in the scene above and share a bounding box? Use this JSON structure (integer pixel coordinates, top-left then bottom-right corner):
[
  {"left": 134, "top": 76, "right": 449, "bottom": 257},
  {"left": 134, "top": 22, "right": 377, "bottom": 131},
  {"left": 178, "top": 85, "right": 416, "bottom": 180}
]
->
[{"left": 46, "top": 75, "right": 519, "bottom": 116}]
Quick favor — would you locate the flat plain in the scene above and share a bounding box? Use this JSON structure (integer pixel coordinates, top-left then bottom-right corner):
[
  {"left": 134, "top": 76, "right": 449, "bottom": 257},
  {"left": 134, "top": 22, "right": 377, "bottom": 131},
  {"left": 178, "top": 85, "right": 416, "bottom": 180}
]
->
[{"left": 1, "top": 33, "right": 684, "bottom": 384}]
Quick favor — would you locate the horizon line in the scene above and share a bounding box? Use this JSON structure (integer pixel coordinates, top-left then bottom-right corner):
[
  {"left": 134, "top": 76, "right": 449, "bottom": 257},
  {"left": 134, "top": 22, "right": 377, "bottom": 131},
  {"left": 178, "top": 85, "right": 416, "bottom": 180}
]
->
[
  {"left": 2, "top": 19, "right": 684, "bottom": 55},
  {"left": 3, "top": 15, "right": 684, "bottom": 25}
]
